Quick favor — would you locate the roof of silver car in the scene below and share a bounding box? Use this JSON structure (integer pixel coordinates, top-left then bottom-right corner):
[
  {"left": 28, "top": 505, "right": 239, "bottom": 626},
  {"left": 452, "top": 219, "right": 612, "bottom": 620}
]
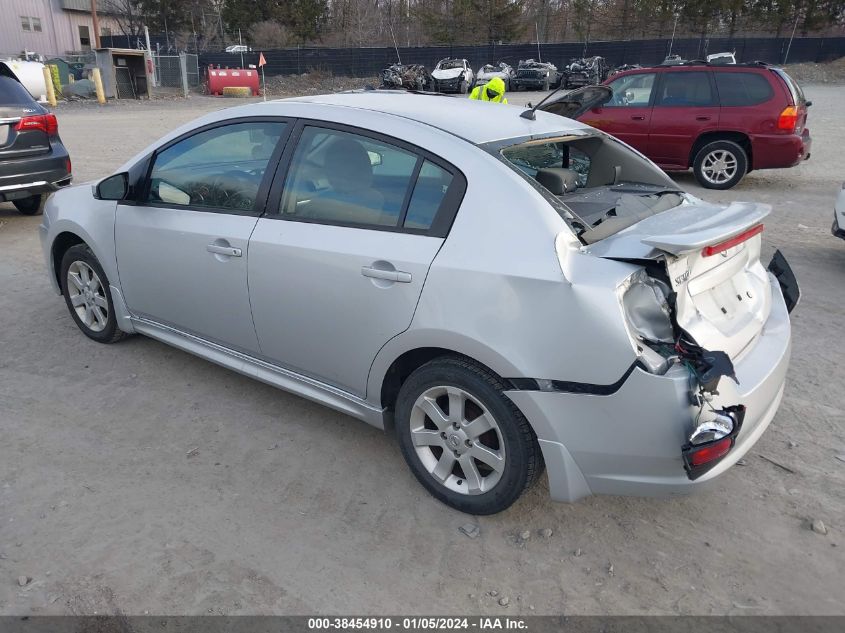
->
[{"left": 252, "top": 90, "right": 590, "bottom": 145}]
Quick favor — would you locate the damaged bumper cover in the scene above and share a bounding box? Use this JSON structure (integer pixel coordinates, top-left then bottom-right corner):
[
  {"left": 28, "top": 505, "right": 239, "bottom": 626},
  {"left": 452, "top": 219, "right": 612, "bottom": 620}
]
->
[{"left": 504, "top": 273, "right": 792, "bottom": 503}]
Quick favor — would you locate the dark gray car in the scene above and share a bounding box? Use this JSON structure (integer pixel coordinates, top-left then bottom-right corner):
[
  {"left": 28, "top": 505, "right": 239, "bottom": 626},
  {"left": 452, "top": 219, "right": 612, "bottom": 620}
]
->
[{"left": 0, "top": 75, "right": 71, "bottom": 214}]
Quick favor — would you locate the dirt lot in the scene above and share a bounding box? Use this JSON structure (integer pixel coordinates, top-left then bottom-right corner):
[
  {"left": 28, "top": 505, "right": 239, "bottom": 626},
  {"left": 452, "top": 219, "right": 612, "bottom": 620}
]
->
[{"left": 1, "top": 86, "right": 844, "bottom": 617}]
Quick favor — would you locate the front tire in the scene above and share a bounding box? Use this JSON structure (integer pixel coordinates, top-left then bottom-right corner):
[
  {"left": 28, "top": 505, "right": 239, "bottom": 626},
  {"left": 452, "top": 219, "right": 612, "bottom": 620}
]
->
[
  {"left": 395, "top": 356, "right": 543, "bottom": 515},
  {"left": 693, "top": 140, "right": 748, "bottom": 190},
  {"left": 13, "top": 194, "right": 44, "bottom": 215},
  {"left": 60, "top": 244, "right": 126, "bottom": 344}
]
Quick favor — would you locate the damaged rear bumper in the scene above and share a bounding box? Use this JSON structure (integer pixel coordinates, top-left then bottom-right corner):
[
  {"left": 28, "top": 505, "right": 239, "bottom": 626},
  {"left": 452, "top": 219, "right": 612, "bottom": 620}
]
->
[{"left": 505, "top": 275, "right": 792, "bottom": 503}]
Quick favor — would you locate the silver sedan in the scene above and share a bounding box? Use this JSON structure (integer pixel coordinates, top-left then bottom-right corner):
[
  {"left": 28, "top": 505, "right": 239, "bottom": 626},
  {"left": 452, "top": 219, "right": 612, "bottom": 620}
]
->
[{"left": 40, "top": 92, "right": 798, "bottom": 514}]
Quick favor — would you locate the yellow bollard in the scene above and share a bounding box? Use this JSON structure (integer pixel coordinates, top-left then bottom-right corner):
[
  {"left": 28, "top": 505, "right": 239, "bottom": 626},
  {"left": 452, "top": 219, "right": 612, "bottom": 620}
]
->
[
  {"left": 42, "top": 65, "right": 57, "bottom": 106},
  {"left": 49, "top": 64, "right": 62, "bottom": 97},
  {"left": 91, "top": 68, "right": 106, "bottom": 104}
]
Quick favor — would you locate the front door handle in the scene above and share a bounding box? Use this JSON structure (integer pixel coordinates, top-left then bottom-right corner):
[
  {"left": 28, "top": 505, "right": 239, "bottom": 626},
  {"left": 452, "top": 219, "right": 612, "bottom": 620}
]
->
[
  {"left": 695, "top": 115, "right": 712, "bottom": 121},
  {"left": 207, "top": 244, "right": 242, "bottom": 257},
  {"left": 630, "top": 115, "right": 646, "bottom": 121},
  {"left": 361, "top": 266, "right": 412, "bottom": 283}
]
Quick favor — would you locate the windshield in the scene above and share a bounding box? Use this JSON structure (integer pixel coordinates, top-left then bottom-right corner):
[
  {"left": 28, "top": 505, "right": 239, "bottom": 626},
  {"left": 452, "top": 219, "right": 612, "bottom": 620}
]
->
[
  {"left": 498, "top": 134, "right": 683, "bottom": 241},
  {"left": 438, "top": 60, "right": 463, "bottom": 70}
]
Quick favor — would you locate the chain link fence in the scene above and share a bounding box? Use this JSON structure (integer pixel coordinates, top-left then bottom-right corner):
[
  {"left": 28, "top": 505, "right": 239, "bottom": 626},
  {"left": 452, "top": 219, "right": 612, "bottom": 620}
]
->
[{"left": 152, "top": 53, "right": 201, "bottom": 96}]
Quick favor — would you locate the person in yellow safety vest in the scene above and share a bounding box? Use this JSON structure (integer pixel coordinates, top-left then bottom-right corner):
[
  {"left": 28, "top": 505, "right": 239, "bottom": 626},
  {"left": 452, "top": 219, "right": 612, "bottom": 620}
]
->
[{"left": 469, "top": 76, "right": 508, "bottom": 104}]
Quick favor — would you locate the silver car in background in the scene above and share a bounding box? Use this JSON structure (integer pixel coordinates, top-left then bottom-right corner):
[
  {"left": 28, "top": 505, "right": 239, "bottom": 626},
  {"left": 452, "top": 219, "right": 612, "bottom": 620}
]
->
[{"left": 40, "top": 92, "right": 798, "bottom": 514}]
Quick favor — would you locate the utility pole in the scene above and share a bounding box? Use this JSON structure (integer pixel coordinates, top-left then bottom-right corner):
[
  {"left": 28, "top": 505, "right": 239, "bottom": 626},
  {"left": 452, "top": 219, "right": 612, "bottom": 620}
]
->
[{"left": 91, "top": 0, "right": 101, "bottom": 49}]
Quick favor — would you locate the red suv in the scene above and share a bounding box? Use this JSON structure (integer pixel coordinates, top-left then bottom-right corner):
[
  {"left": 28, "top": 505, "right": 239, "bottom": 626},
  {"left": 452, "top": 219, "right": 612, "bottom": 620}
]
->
[{"left": 559, "top": 63, "right": 811, "bottom": 189}]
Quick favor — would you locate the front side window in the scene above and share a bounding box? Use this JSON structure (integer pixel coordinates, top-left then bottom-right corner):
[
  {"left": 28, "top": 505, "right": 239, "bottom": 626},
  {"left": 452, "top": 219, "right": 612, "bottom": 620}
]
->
[
  {"left": 605, "top": 73, "right": 656, "bottom": 107},
  {"left": 147, "top": 121, "right": 286, "bottom": 212},
  {"left": 280, "top": 127, "right": 419, "bottom": 228},
  {"left": 656, "top": 72, "right": 715, "bottom": 106}
]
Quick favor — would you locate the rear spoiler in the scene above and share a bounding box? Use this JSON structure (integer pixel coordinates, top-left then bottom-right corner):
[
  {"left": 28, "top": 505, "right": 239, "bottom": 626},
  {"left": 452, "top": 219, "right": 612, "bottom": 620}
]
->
[{"left": 642, "top": 201, "right": 770, "bottom": 256}]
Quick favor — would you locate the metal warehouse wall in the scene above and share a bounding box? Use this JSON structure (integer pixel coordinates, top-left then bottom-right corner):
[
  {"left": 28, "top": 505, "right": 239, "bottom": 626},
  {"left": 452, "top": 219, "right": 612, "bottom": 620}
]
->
[{"left": 97, "top": 36, "right": 845, "bottom": 77}]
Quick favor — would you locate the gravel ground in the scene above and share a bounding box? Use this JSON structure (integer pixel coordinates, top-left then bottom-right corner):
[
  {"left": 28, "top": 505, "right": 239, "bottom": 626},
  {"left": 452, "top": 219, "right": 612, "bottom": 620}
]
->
[{"left": 0, "top": 85, "right": 843, "bottom": 616}]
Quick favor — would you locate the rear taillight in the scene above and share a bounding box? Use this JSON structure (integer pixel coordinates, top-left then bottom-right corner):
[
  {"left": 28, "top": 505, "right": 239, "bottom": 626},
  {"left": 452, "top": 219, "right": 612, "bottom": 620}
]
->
[
  {"left": 702, "top": 224, "right": 764, "bottom": 257},
  {"left": 15, "top": 113, "right": 58, "bottom": 136},
  {"left": 777, "top": 105, "right": 798, "bottom": 132},
  {"left": 687, "top": 438, "right": 732, "bottom": 466}
]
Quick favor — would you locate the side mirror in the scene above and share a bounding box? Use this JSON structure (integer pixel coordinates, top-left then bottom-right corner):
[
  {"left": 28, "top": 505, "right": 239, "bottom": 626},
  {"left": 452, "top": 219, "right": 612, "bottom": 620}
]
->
[
  {"left": 805, "top": 100, "right": 813, "bottom": 107},
  {"left": 95, "top": 172, "right": 129, "bottom": 201},
  {"left": 367, "top": 150, "right": 383, "bottom": 167}
]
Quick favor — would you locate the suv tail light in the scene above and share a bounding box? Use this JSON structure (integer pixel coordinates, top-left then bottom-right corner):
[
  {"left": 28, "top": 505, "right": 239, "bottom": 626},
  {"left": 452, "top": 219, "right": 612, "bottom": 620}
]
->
[
  {"left": 777, "top": 106, "right": 798, "bottom": 132},
  {"left": 15, "top": 113, "right": 59, "bottom": 136}
]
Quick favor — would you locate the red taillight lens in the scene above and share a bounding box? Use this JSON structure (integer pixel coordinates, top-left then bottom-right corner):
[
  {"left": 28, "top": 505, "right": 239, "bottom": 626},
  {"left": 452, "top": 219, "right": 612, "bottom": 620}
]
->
[
  {"left": 15, "top": 113, "right": 58, "bottom": 136},
  {"left": 702, "top": 224, "right": 764, "bottom": 257},
  {"left": 777, "top": 105, "right": 798, "bottom": 132},
  {"left": 688, "top": 437, "right": 732, "bottom": 466}
]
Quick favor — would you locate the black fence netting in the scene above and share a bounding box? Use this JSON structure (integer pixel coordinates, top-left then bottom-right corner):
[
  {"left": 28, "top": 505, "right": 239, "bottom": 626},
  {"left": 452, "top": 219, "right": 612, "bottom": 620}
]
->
[{"left": 97, "top": 35, "right": 845, "bottom": 78}]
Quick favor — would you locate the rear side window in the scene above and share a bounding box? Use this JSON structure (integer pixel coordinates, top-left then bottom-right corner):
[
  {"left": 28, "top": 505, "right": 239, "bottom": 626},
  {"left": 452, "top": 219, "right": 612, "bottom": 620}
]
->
[
  {"left": 0, "top": 75, "right": 37, "bottom": 106},
  {"left": 656, "top": 72, "right": 716, "bottom": 106},
  {"left": 279, "top": 125, "right": 465, "bottom": 235},
  {"left": 715, "top": 72, "right": 774, "bottom": 106},
  {"left": 280, "top": 127, "right": 419, "bottom": 228}
]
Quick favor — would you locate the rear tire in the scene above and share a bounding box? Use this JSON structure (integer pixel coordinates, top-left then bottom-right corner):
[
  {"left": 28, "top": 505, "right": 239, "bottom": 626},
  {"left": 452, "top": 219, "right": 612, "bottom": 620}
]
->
[
  {"left": 395, "top": 356, "right": 543, "bottom": 515},
  {"left": 13, "top": 194, "right": 44, "bottom": 215},
  {"left": 693, "top": 140, "right": 748, "bottom": 190},
  {"left": 60, "top": 244, "right": 126, "bottom": 344}
]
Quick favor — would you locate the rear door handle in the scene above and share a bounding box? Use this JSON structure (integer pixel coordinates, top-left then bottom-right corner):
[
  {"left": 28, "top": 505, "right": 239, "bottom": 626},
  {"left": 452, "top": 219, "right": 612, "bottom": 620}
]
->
[
  {"left": 630, "top": 115, "right": 646, "bottom": 121},
  {"left": 207, "top": 244, "right": 242, "bottom": 257},
  {"left": 361, "top": 266, "right": 412, "bottom": 283},
  {"left": 695, "top": 116, "right": 712, "bottom": 121}
]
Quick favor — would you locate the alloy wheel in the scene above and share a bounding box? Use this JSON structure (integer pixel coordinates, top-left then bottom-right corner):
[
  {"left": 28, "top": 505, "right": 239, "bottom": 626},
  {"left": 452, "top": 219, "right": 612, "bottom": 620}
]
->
[
  {"left": 409, "top": 385, "right": 506, "bottom": 495},
  {"left": 701, "top": 149, "right": 738, "bottom": 185},
  {"left": 66, "top": 260, "right": 109, "bottom": 333}
]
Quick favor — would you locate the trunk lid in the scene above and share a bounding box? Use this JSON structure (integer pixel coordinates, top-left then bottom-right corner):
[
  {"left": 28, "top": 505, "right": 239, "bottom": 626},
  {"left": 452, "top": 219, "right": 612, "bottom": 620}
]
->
[
  {"left": 537, "top": 85, "right": 613, "bottom": 119},
  {"left": 590, "top": 199, "right": 773, "bottom": 360}
]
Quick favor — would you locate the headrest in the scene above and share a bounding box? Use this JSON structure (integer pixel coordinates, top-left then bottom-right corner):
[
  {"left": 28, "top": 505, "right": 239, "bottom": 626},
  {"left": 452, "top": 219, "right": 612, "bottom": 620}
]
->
[
  {"left": 536, "top": 168, "right": 580, "bottom": 195},
  {"left": 325, "top": 138, "right": 373, "bottom": 193}
]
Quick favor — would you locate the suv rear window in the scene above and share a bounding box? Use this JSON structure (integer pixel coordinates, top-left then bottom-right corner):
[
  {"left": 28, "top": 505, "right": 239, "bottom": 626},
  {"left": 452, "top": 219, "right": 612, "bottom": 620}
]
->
[
  {"left": 715, "top": 72, "right": 774, "bottom": 106},
  {"left": 0, "top": 75, "right": 37, "bottom": 106}
]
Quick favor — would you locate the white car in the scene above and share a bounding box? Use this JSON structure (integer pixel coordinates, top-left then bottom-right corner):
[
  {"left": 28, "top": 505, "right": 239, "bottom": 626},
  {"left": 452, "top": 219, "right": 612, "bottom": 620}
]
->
[
  {"left": 476, "top": 62, "right": 515, "bottom": 90},
  {"left": 431, "top": 58, "right": 474, "bottom": 94},
  {"left": 225, "top": 45, "right": 250, "bottom": 54},
  {"left": 39, "top": 91, "right": 798, "bottom": 514}
]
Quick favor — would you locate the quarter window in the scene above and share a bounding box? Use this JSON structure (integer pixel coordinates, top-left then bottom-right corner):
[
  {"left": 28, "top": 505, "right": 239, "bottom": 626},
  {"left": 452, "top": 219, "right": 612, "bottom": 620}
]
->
[
  {"left": 405, "top": 161, "right": 453, "bottom": 230},
  {"left": 605, "top": 73, "right": 656, "bottom": 107},
  {"left": 715, "top": 72, "right": 775, "bottom": 106},
  {"left": 280, "top": 127, "right": 419, "bottom": 228},
  {"left": 146, "top": 121, "right": 286, "bottom": 212},
  {"left": 656, "top": 72, "right": 715, "bottom": 106}
]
